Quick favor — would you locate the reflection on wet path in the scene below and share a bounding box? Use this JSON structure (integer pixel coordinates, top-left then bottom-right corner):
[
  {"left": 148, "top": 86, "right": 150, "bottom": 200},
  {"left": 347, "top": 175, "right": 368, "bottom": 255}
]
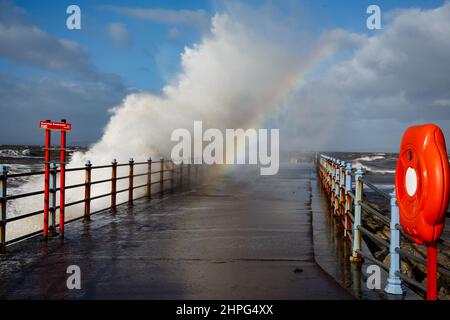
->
[
  {"left": 0, "top": 163, "right": 352, "bottom": 299},
  {"left": 311, "top": 167, "right": 420, "bottom": 300}
]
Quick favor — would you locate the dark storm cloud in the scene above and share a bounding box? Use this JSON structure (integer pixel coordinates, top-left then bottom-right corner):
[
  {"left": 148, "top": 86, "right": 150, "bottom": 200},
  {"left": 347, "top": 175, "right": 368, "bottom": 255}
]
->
[{"left": 0, "top": 74, "right": 130, "bottom": 145}]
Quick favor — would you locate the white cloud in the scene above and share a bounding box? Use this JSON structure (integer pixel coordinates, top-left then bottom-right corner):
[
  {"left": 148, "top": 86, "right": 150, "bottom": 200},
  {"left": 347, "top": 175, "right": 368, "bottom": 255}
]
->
[
  {"left": 2, "top": 0, "right": 450, "bottom": 154},
  {"left": 101, "top": 5, "right": 210, "bottom": 30},
  {"left": 0, "top": 1, "right": 129, "bottom": 144},
  {"left": 167, "top": 27, "right": 181, "bottom": 40},
  {"left": 0, "top": 23, "right": 95, "bottom": 77},
  {"left": 106, "top": 22, "right": 133, "bottom": 47},
  {"left": 0, "top": 1, "right": 117, "bottom": 82},
  {"left": 433, "top": 99, "right": 450, "bottom": 107},
  {"left": 69, "top": 2, "right": 450, "bottom": 155},
  {"left": 277, "top": 3, "right": 450, "bottom": 151}
]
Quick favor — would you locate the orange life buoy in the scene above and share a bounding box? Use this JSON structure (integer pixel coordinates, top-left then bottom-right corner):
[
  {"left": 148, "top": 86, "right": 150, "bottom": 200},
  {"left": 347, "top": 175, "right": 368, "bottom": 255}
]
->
[{"left": 395, "top": 124, "right": 449, "bottom": 245}]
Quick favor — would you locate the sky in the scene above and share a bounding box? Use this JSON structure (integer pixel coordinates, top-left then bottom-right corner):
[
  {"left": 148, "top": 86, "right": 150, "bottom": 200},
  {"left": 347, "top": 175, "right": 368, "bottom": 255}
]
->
[{"left": 0, "top": 0, "right": 449, "bottom": 152}]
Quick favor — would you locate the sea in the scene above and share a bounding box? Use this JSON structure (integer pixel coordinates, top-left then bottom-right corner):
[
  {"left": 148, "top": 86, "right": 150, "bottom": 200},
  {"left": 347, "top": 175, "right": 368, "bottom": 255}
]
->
[
  {"left": 323, "top": 151, "right": 450, "bottom": 242},
  {"left": 0, "top": 145, "right": 85, "bottom": 192}
]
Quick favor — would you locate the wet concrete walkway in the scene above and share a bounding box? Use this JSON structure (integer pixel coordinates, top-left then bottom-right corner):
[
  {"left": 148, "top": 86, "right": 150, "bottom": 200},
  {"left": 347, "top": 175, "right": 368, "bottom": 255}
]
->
[{"left": 0, "top": 163, "right": 352, "bottom": 299}]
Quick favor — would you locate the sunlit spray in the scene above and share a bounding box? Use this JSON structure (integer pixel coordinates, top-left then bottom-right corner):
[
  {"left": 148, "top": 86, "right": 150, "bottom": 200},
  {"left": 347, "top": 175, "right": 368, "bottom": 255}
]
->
[
  {"left": 9, "top": 10, "right": 330, "bottom": 240},
  {"left": 171, "top": 121, "right": 279, "bottom": 175}
]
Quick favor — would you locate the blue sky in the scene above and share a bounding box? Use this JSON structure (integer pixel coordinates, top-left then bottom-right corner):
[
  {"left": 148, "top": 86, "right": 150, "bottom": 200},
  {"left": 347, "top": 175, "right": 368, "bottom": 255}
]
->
[
  {"left": 7, "top": 0, "right": 445, "bottom": 91},
  {"left": 1, "top": 0, "right": 449, "bottom": 148}
]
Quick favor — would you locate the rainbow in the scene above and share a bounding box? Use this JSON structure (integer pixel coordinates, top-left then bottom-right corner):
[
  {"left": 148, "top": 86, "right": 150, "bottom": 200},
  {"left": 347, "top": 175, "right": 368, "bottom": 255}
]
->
[{"left": 206, "top": 39, "right": 339, "bottom": 185}]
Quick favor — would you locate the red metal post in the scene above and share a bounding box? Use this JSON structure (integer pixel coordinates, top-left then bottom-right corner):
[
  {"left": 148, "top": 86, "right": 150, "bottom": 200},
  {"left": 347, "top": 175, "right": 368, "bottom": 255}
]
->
[
  {"left": 187, "top": 163, "right": 191, "bottom": 186},
  {"left": 83, "top": 160, "right": 92, "bottom": 223},
  {"left": 160, "top": 158, "right": 164, "bottom": 196},
  {"left": 179, "top": 162, "right": 183, "bottom": 186},
  {"left": 59, "top": 122, "right": 66, "bottom": 238},
  {"left": 427, "top": 243, "right": 438, "bottom": 300},
  {"left": 147, "top": 158, "right": 152, "bottom": 198},
  {"left": 43, "top": 125, "right": 51, "bottom": 240},
  {"left": 195, "top": 163, "right": 199, "bottom": 182},
  {"left": 170, "top": 161, "right": 174, "bottom": 193},
  {"left": 128, "top": 158, "right": 134, "bottom": 206},
  {"left": 111, "top": 159, "right": 117, "bottom": 210},
  {"left": 48, "top": 162, "right": 57, "bottom": 237}
]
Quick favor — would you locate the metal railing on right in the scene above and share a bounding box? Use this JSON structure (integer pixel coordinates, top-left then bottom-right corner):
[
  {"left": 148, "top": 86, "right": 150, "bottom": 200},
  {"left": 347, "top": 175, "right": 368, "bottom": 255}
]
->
[
  {"left": 318, "top": 154, "right": 450, "bottom": 299},
  {"left": 0, "top": 157, "right": 203, "bottom": 252}
]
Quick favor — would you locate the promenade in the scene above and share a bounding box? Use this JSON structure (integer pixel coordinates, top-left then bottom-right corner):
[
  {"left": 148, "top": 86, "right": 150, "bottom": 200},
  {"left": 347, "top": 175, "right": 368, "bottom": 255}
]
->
[{"left": 0, "top": 163, "right": 352, "bottom": 299}]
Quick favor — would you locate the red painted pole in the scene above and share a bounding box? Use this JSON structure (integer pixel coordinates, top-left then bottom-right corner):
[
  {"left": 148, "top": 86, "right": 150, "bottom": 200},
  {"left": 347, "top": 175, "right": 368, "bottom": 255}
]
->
[
  {"left": 59, "top": 122, "right": 66, "bottom": 238},
  {"left": 427, "top": 243, "right": 438, "bottom": 300},
  {"left": 43, "top": 126, "right": 51, "bottom": 240}
]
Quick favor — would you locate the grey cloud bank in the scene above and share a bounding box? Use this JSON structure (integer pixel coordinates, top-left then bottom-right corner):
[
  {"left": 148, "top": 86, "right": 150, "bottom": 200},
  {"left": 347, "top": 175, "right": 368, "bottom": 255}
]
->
[
  {"left": 276, "top": 3, "right": 450, "bottom": 152},
  {"left": 0, "top": 1, "right": 128, "bottom": 145}
]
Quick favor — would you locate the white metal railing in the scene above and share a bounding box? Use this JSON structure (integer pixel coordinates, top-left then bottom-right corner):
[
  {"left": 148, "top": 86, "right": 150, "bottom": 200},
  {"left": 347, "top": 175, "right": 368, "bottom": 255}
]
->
[{"left": 317, "top": 154, "right": 450, "bottom": 299}]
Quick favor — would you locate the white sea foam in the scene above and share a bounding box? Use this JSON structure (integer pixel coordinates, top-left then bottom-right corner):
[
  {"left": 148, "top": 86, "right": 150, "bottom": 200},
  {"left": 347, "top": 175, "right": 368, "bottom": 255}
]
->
[
  {"left": 0, "top": 149, "right": 34, "bottom": 158},
  {"left": 352, "top": 161, "right": 395, "bottom": 175},
  {"left": 354, "top": 155, "right": 385, "bottom": 162}
]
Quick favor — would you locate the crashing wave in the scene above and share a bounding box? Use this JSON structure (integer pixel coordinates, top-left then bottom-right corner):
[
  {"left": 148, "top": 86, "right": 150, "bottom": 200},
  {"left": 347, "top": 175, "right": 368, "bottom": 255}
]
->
[
  {"left": 352, "top": 161, "right": 395, "bottom": 175},
  {"left": 0, "top": 148, "right": 37, "bottom": 158},
  {"left": 354, "top": 155, "right": 385, "bottom": 162}
]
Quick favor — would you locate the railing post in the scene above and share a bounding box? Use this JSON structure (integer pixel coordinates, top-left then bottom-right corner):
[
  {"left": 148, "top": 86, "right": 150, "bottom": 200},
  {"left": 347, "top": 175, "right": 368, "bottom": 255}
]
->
[
  {"left": 350, "top": 166, "right": 363, "bottom": 262},
  {"left": 385, "top": 190, "right": 405, "bottom": 295},
  {"left": 330, "top": 158, "right": 336, "bottom": 209},
  {"left": 339, "top": 161, "right": 345, "bottom": 217},
  {"left": 147, "top": 157, "right": 152, "bottom": 198},
  {"left": 160, "top": 158, "right": 164, "bottom": 196},
  {"left": 0, "top": 165, "right": 8, "bottom": 253},
  {"left": 128, "top": 158, "right": 134, "bottom": 206},
  {"left": 43, "top": 126, "right": 51, "bottom": 240},
  {"left": 59, "top": 120, "right": 67, "bottom": 238},
  {"left": 83, "top": 160, "right": 92, "bottom": 223},
  {"left": 195, "top": 162, "right": 199, "bottom": 183},
  {"left": 170, "top": 161, "right": 174, "bottom": 193},
  {"left": 179, "top": 161, "right": 183, "bottom": 187},
  {"left": 187, "top": 162, "right": 191, "bottom": 186},
  {"left": 49, "top": 162, "right": 57, "bottom": 237},
  {"left": 334, "top": 159, "right": 340, "bottom": 215},
  {"left": 344, "top": 162, "right": 352, "bottom": 238},
  {"left": 111, "top": 159, "right": 117, "bottom": 211},
  {"left": 324, "top": 157, "right": 330, "bottom": 194},
  {"left": 328, "top": 158, "right": 333, "bottom": 195}
]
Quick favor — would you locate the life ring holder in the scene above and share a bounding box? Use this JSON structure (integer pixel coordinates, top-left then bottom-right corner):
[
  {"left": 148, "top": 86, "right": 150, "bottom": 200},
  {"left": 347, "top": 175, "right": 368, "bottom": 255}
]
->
[{"left": 395, "top": 124, "right": 449, "bottom": 300}]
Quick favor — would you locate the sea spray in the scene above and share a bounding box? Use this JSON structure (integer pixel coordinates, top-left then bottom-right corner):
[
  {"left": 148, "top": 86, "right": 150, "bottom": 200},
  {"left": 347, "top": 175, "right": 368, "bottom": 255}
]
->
[{"left": 8, "top": 12, "right": 318, "bottom": 241}]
